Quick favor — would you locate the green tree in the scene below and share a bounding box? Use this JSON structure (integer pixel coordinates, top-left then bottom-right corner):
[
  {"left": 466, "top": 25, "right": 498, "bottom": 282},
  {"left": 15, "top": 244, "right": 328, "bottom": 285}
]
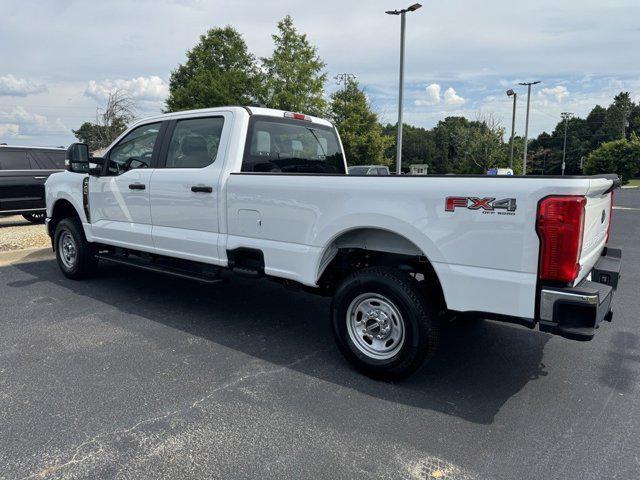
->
[
  {"left": 261, "top": 15, "right": 327, "bottom": 116},
  {"left": 584, "top": 134, "right": 640, "bottom": 184},
  {"left": 603, "top": 92, "right": 634, "bottom": 140},
  {"left": 165, "top": 26, "right": 260, "bottom": 112},
  {"left": 330, "top": 79, "right": 392, "bottom": 166}
]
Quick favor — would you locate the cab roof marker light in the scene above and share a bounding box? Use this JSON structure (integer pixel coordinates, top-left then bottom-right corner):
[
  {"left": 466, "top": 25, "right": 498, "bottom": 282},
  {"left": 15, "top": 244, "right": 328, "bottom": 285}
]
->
[{"left": 284, "top": 112, "right": 312, "bottom": 121}]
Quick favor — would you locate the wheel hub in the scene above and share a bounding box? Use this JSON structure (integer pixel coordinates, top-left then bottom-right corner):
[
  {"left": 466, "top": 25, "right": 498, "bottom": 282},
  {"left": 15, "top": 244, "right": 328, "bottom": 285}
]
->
[
  {"left": 346, "top": 293, "right": 405, "bottom": 360},
  {"left": 362, "top": 309, "right": 392, "bottom": 340},
  {"left": 59, "top": 232, "right": 77, "bottom": 269}
]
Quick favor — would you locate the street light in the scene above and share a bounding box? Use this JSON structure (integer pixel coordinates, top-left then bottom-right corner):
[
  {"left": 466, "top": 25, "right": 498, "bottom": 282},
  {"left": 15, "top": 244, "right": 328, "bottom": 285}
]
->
[
  {"left": 386, "top": 3, "right": 422, "bottom": 175},
  {"left": 519, "top": 81, "right": 541, "bottom": 175},
  {"left": 506, "top": 89, "right": 517, "bottom": 169}
]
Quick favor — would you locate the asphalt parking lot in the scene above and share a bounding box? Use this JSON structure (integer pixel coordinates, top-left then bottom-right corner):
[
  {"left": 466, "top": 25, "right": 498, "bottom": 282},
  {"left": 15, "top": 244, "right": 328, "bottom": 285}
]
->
[{"left": 1, "top": 188, "right": 639, "bottom": 480}]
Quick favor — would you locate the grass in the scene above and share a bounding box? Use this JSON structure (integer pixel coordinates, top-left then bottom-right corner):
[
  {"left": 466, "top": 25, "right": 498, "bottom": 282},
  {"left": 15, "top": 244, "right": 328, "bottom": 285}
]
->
[{"left": 625, "top": 178, "right": 640, "bottom": 187}]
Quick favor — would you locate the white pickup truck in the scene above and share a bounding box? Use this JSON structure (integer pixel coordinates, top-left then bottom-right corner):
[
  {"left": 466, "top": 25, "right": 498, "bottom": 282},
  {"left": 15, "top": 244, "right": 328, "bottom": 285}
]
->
[{"left": 45, "top": 106, "right": 622, "bottom": 380}]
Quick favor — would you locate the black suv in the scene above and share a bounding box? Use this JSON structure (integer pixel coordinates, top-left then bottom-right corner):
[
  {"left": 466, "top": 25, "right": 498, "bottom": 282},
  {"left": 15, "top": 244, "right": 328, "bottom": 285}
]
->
[{"left": 0, "top": 145, "right": 65, "bottom": 224}]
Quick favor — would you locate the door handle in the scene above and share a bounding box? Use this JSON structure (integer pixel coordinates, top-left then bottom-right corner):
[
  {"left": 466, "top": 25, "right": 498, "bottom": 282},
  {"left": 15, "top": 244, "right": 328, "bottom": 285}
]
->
[
  {"left": 191, "top": 185, "right": 213, "bottom": 193},
  {"left": 128, "top": 183, "right": 146, "bottom": 190}
]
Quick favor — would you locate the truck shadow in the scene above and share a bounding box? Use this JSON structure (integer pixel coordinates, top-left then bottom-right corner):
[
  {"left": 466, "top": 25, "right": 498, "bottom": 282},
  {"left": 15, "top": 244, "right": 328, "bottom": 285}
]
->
[{"left": 10, "top": 257, "right": 551, "bottom": 425}]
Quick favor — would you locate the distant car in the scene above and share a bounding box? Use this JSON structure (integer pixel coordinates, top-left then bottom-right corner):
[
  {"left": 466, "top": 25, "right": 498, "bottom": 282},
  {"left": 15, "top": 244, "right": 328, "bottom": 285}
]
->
[
  {"left": 348, "top": 165, "right": 390, "bottom": 175},
  {"left": 0, "top": 145, "right": 66, "bottom": 223},
  {"left": 487, "top": 168, "right": 514, "bottom": 176}
]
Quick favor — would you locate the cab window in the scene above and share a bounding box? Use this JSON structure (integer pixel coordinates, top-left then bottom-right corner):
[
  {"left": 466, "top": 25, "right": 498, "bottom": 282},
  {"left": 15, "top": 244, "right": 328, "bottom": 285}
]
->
[
  {"left": 242, "top": 116, "right": 345, "bottom": 174},
  {"left": 164, "top": 117, "right": 224, "bottom": 169},
  {"left": 107, "top": 123, "right": 161, "bottom": 175}
]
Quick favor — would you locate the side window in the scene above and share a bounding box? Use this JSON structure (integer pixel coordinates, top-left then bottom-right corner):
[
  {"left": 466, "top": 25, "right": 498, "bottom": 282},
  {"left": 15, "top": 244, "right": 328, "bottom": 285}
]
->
[
  {"left": 0, "top": 150, "right": 30, "bottom": 170},
  {"left": 107, "top": 123, "right": 161, "bottom": 175},
  {"left": 165, "top": 117, "right": 224, "bottom": 169}
]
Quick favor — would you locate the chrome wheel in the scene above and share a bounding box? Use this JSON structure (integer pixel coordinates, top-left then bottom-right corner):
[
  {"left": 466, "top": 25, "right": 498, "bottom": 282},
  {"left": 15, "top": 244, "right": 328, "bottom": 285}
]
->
[
  {"left": 58, "top": 231, "right": 77, "bottom": 269},
  {"left": 346, "top": 293, "right": 405, "bottom": 360}
]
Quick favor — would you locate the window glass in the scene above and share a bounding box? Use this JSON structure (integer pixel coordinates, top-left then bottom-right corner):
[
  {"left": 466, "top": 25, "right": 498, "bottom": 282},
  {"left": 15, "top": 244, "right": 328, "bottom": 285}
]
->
[
  {"left": 107, "top": 123, "right": 161, "bottom": 175},
  {"left": 165, "top": 117, "right": 224, "bottom": 169},
  {"left": 27, "top": 150, "right": 66, "bottom": 169},
  {"left": 0, "top": 150, "right": 30, "bottom": 170},
  {"left": 242, "top": 118, "right": 345, "bottom": 174},
  {"left": 348, "top": 166, "right": 369, "bottom": 175}
]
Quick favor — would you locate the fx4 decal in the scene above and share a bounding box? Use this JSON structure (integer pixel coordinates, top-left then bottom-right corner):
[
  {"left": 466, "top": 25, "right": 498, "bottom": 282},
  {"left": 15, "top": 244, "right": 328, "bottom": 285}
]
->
[{"left": 445, "top": 196, "right": 517, "bottom": 214}]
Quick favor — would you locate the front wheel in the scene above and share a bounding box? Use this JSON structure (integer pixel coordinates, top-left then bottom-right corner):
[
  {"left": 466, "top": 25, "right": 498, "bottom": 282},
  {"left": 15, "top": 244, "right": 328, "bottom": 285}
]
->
[
  {"left": 54, "top": 218, "right": 98, "bottom": 279},
  {"left": 331, "top": 267, "right": 440, "bottom": 381}
]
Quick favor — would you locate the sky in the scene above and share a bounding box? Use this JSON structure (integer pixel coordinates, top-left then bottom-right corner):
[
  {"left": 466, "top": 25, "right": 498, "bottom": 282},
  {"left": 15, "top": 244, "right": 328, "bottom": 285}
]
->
[{"left": 1, "top": 0, "right": 639, "bottom": 147}]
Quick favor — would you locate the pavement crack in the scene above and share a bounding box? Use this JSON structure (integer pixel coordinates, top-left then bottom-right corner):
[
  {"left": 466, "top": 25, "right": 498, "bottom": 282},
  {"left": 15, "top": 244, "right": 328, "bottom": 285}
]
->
[{"left": 22, "top": 348, "right": 329, "bottom": 479}]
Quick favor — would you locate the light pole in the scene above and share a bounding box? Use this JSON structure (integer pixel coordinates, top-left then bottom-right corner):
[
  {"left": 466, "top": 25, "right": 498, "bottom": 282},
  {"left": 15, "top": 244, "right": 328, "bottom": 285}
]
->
[
  {"left": 561, "top": 112, "right": 573, "bottom": 175},
  {"left": 519, "top": 80, "right": 540, "bottom": 175},
  {"left": 386, "top": 3, "right": 422, "bottom": 175},
  {"left": 506, "top": 89, "right": 517, "bottom": 169},
  {"left": 334, "top": 73, "right": 357, "bottom": 92}
]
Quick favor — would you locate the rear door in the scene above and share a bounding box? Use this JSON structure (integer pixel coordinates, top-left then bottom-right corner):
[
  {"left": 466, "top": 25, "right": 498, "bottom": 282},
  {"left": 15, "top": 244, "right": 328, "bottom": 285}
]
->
[
  {"left": 0, "top": 148, "right": 43, "bottom": 213},
  {"left": 149, "top": 113, "right": 231, "bottom": 264},
  {"left": 89, "top": 122, "right": 163, "bottom": 251}
]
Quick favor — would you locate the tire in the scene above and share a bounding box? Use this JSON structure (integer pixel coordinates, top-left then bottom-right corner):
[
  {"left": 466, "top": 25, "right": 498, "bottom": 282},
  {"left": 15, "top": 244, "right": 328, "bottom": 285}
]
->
[
  {"left": 22, "top": 212, "right": 46, "bottom": 224},
  {"left": 331, "top": 267, "right": 440, "bottom": 381},
  {"left": 54, "top": 217, "right": 98, "bottom": 279}
]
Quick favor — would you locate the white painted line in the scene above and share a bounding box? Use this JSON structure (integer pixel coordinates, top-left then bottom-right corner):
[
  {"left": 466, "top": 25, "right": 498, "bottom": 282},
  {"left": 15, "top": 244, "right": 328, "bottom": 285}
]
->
[
  {"left": 621, "top": 185, "right": 638, "bottom": 189},
  {"left": 613, "top": 206, "right": 640, "bottom": 211}
]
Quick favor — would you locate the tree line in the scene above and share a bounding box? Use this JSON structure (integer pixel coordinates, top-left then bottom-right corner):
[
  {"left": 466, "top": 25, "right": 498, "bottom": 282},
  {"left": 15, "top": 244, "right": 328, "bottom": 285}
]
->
[{"left": 74, "top": 16, "right": 639, "bottom": 182}]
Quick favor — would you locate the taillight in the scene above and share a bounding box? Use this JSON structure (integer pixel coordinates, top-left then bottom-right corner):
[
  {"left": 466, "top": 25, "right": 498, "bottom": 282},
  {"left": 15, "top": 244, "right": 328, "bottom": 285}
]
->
[
  {"left": 606, "top": 191, "right": 613, "bottom": 243},
  {"left": 284, "top": 112, "right": 311, "bottom": 121},
  {"left": 536, "top": 195, "right": 586, "bottom": 283}
]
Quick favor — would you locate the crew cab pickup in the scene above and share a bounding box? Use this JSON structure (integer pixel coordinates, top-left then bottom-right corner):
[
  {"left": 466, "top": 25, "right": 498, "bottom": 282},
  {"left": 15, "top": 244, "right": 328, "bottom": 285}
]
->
[{"left": 45, "top": 106, "right": 622, "bottom": 380}]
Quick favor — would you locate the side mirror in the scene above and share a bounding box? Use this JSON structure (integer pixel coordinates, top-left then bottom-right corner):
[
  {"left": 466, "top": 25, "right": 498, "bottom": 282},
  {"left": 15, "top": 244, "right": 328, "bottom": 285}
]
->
[{"left": 65, "top": 143, "right": 90, "bottom": 173}]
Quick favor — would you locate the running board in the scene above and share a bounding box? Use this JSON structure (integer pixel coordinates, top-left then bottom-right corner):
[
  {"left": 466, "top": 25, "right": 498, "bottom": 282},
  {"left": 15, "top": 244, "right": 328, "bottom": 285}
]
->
[{"left": 95, "top": 254, "right": 223, "bottom": 284}]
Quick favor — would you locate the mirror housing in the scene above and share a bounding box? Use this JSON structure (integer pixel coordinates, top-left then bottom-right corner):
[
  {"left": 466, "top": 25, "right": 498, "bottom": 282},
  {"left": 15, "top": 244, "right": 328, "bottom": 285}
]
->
[{"left": 65, "top": 143, "right": 90, "bottom": 173}]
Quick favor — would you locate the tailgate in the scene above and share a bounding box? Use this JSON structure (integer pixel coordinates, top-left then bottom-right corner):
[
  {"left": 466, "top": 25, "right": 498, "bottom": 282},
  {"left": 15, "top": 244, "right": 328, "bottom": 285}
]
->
[{"left": 576, "top": 178, "right": 614, "bottom": 284}]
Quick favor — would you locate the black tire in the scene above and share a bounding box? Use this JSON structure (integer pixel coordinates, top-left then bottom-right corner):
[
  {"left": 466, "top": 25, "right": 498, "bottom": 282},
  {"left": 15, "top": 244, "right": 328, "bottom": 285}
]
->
[
  {"left": 54, "top": 217, "right": 98, "bottom": 279},
  {"left": 331, "top": 267, "right": 440, "bottom": 381},
  {"left": 22, "top": 212, "right": 46, "bottom": 224}
]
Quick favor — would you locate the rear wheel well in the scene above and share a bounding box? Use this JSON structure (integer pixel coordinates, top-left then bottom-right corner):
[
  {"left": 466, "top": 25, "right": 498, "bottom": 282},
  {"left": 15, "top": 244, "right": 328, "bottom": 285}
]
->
[
  {"left": 318, "top": 247, "right": 446, "bottom": 312},
  {"left": 49, "top": 199, "right": 81, "bottom": 238}
]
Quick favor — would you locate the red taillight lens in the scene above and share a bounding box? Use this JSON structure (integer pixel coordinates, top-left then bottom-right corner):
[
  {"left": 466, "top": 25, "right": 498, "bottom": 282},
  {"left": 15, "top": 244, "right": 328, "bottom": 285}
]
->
[
  {"left": 606, "top": 191, "right": 613, "bottom": 243},
  {"left": 536, "top": 195, "right": 586, "bottom": 283}
]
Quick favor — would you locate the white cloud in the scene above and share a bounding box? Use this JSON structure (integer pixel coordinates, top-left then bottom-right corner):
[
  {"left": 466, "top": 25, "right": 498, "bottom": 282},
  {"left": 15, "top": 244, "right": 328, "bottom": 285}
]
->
[
  {"left": 0, "top": 124, "right": 20, "bottom": 137},
  {"left": 85, "top": 76, "right": 169, "bottom": 102},
  {"left": 539, "top": 85, "right": 569, "bottom": 103},
  {"left": 414, "top": 83, "right": 465, "bottom": 106},
  {"left": 415, "top": 83, "right": 442, "bottom": 106},
  {"left": 0, "top": 74, "right": 47, "bottom": 96},
  {"left": 0, "top": 106, "right": 67, "bottom": 139},
  {"left": 444, "top": 87, "right": 466, "bottom": 105}
]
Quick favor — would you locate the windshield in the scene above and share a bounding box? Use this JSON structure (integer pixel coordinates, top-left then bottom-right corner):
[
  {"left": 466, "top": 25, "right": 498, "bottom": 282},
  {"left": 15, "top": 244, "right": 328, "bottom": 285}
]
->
[{"left": 242, "top": 117, "right": 345, "bottom": 174}]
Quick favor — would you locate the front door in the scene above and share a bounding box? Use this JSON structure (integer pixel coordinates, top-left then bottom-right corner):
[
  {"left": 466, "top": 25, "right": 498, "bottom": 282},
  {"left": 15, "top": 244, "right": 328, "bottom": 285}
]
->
[
  {"left": 89, "top": 122, "right": 162, "bottom": 251},
  {"left": 150, "top": 114, "right": 231, "bottom": 264}
]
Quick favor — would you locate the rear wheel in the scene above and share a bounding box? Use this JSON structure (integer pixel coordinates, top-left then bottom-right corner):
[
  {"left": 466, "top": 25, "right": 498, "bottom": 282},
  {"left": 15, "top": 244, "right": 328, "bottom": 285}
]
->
[
  {"left": 54, "top": 218, "right": 98, "bottom": 279},
  {"left": 22, "top": 212, "right": 46, "bottom": 224},
  {"left": 331, "top": 267, "right": 440, "bottom": 381}
]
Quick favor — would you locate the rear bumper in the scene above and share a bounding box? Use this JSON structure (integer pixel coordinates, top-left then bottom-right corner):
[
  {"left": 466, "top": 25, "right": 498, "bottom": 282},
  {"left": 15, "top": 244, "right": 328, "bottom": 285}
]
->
[{"left": 538, "top": 246, "right": 621, "bottom": 341}]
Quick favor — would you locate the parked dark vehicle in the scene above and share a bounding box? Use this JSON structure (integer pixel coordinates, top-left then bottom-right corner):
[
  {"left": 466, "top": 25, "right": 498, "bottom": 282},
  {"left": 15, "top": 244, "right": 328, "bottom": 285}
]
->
[{"left": 0, "top": 145, "right": 65, "bottom": 223}]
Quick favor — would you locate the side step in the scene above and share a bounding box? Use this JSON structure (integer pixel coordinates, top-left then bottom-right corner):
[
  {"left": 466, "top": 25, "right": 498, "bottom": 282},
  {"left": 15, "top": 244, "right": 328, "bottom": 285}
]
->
[{"left": 95, "top": 253, "right": 223, "bottom": 284}]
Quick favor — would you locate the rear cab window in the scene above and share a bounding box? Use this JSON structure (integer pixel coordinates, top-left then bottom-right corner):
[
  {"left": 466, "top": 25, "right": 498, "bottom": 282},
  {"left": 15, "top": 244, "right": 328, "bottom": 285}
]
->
[{"left": 242, "top": 116, "right": 345, "bottom": 174}]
